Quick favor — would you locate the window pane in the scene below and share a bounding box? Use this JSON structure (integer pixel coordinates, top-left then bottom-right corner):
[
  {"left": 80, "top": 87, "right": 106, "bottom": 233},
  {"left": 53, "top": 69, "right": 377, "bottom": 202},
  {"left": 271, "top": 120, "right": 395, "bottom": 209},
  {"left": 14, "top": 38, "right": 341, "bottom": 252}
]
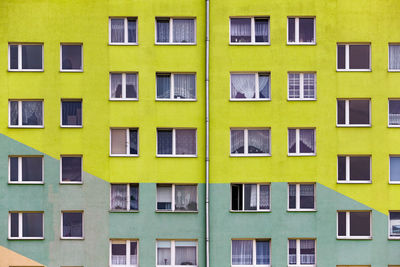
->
[
  {"left": 244, "top": 184, "right": 257, "bottom": 210},
  {"left": 130, "top": 184, "right": 139, "bottom": 210},
  {"left": 173, "top": 19, "right": 195, "bottom": 43},
  {"left": 10, "top": 213, "right": 19, "bottom": 237},
  {"left": 258, "top": 74, "right": 270, "bottom": 99},
  {"left": 300, "top": 185, "right": 314, "bottom": 209},
  {"left": 390, "top": 157, "right": 400, "bottom": 182},
  {"left": 349, "top": 100, "right": 369, "bottom": 124},
  {"left": 288, "top": 18, "right": 295, "bottom": 43},
  {"left": 175, "top": 242, "right": 197, "bottom": 265},
  {"left": 126, "top": 74, "right": 138, "bottom": 99},
  {"left": 111, "top": 243, "right": 127, "bottom": 265},
  {"left": 231, "top": 74, "right": 256, "bottom": 99},
  {"left": 10, "top": 157, "right": 19, "bottom": 182},
  {"left": 288, "top": 239, "right": 297, "bottom": 264},
  {"left": 111, "top": 184, "right": 127, "bottom": 210},
  {"left": 22, "top": 213, "right": 43, "bottom": 237},
  {"left": 337, "top": 156, "right": 347, "bottom": 181},
  {"left": 256, "top": 240, "right": 270, "bottom": 264},
  {"left": 337, "top": 45, "right": 346, "bottom": 69},
  {"left": 111, "top": 19, "right": 125, "bottom": 43},
  {"left": 300, "top": 240, "right": 315, "bottom": 264},
  {"left": 22, "top": 45, "right": 42, "bottom": 69},
  {"left": 350, "top": 212, "right": 370, "bottom": 236},
  {"left": 129, "top": 129, "right": 138, "bottom": 155},
  {"left": 127, "top": 19, "right": 137, "bottom": 43},
  {"left": 299, "top": 129, "right": 315, "bottom": 153},
  {"left": 303, "top": 73, "right": 315, "bottom": 99},
  {"left": 230, "top": 18, "right": 251, "bottom": 43},
  {"left": 157, "top": 74, "right": 171, "bottom": 99},
  {"left": 232, "top": 240, "right": 252, "bottom": 265},
  {"left": 111, "top": 129, "right": 127, "bottom": 154},
  {"left": 248, "top": 130, "right": 269, "bottom": 154},
  {"left": 338, "top": 212, "right": 347, "bottom": 236},
  {"left": 259, "top": 185, "right": 270, "bottom": 210},
  {"left": 157, "top": 185, "right": 172, "bottom": 210},
  {"left": 22, "top": 157, "right": 42, "bottom": 181},
  {"left": 62, "top": 45, "right": 82, "bottom": 70},
  {"left": 62, "top": 157, "right": 82, "bottom": 182},
  {"left": 288, "top": 129, "right": 296, "bottom": 153},
  {"left": 231, "top": 130, "right": 244, "bottom": 154},
  {"left": 10, "top": 45, "right": 18, "bottom": 69},
  {"left": 299, "top": 18, "right": 314, "bottom": 43},
  {"left": 349, "top": 45, "right": 370, "bottom": 69},
  {"left": 22, "top": 101, "right": 42, "bottom": 126},
  {"left": 10, "top": 101, "right": 19, "bottom": 125},
  {"left": 288, "top": 73, "right": 300, "bottom": 99},
  {"left": 174, "top": 74, "right": 196, "bottom": 99},
  {"left": 390, "top": 212, "right": 400, "bottom": 236},
  {"left": 62, "top": 212, "right": 83, "bottom": 238},
  {"left": 389, "top": 44, "right": 400, "bottom": 70},
  {"left": 337, "top": 100, "right": 346, "bottom": 125},
  {"left": 157, "top": 130, "right": 173, "bottom": 155},
  {"left": 110, "top": 74, "right": 123, "bottom": 98},
  {"left": 157, "top": 241, "right": 171, "bottom": 265},
  {"left": 62, "top": 101, "right": 82, "bottom": 126},
  {"left": 175, "top": 185, "right": 197, "bottom": 211},
  {"left": 130, "top": 241, "right": 138, "bottom": 264},
  {"left": 157, "top": 19, "right": 170, "bottom": 43},
  {"left": 389, "top": 100, "right": 400, "bottom": 125},
  {"left": 255, "top": 19, "right": 269, "bottom": 43},
  {"left": 288, "top": 184, "right": 296, "bottom": 209},
  {"left": 349, "top": 157, "right": 370, "bottom": 181},
  {"left": 231, "top": 184, "right": 243, "bottom": 210}
]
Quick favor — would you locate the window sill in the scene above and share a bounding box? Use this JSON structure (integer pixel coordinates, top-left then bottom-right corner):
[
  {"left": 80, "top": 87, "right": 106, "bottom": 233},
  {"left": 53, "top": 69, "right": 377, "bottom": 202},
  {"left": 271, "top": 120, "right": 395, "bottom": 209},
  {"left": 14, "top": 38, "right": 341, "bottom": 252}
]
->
[
  {"left": 288, "top": 153, "right": 316, "bottom": 157},
  {"left": 155, "top": 210, "right": 198, "bottom": 213},
  {"left": 287, "top": 209, "right": 317, "bottom": 212},
  {"left": 389, "top": 182, "right": 400, "bottom": 184},
  {"left": 388, "top": 236, "right": 400, "bottom": 240},
  {"left": 8, "top": 69, "right": 44, "bottom": 72},
  {"left": 233, "top": 265, "right": 270, "bottom": 267},
  {"left": 155, "top": 43, "right": 197, "bottom": 46},
  {"left": 61, "top": 237, "right": 84, "bottom": 240},
  {"left": 109, "top": 98, "right": 139, "bottom": 101},
  {"left": 337, "top": 181, "right": 371, "bottom": 184},
  {"left": 60, "top": 125, "right": 83, "bottom": 128},
  {"left": 156, "top": 99, "right": 197, "bottom": 102},
  {"left": 9, "top": 182, "right": 44, "bottom": 185},
  {"left": 60, "top": 182, "right": 83, "bottom": 185},
  {"left": 229, "top": 99, "right": 270, "bottom": 102},
  {"left": 336, "top": 69, "right": 372, "bottom": 72},
  {"left": 337, "top": 236, "right": 372, "bottom": 240},
  {"left": 8, "top": 126, "right": 44, "bottom": 129},
  {"left": 109, "top": 210, "right": 139, "bottom": 213},
  {"left": 287, "top": 42, "right": 316, "bottom": 46},
  {"left": 287, "top": 98, "right": 316, "bottom": 101},
  {"left": 388, "top": 125, "right": 400, "bottom": 128},
  {"left": 109, "top": 154, "right": 139, "bottom": 157},
  {"left": 388, "top": 69, "right": 400, "bottom": 72},
  {"left": 60, "top": 70, "right": 83, "bottom": 73},
  {"left": 336, "top": 124, "right": 371, "bottom": 128},
  {"left": 109, "top": 43, "right": 138, "bottom": 46},
  {"left": 8, "top": 237, "right": 44, "bottom": 240},
  {"left": 288, "top": 265, "right": 315, "bottom": 267},
  {"left": 229, "top": 42, "right": 270, "bottom": 46},
  {"left": 230, "top": 210, "right": 271, "bottom": 213},
  {"left": 230, "top": 154, "right": 271, "bottom": 157},
  {"left": 156, "top": 155, "right": 197, "bottom": 158}
]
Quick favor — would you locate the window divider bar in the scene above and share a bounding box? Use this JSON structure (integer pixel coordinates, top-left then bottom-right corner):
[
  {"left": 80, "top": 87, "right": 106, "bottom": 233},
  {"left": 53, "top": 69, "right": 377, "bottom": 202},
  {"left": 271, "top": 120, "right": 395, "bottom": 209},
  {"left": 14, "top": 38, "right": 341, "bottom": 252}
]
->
[
  {"left": 169, "top": 18, "right": 173, "bottom": 43},
  {"left": 296, "top": 239, "right": 300, "bottom": 265},
  {"left": 295, "top": 129, "right": 300, "bottom": 154},
  {"left": 122, "top": 73, "right": 127, "bottom": 99},
  {"left": 296, "top": 184, "right": 300, "bottom": 210},
  {"left": 255, "top": 73, "right": 259, "bottom": 99},
  {"left": 127, "top": 184, "right": 131, "bottom": 211},
  {"left": 18, "top": 45, "right": 22, "bottom": 70},
  {"left": 171, "top": 74, "right": 175, "bottom": 99},
  {"left": 346, "top": 212, "right": 350, "bottom": 237},
  {"left": 256, "top": 184, "right": 260, "bottom": 210},
  {"left": 295, "top": 18, "right": 299, "bottom": 43},
  {"left": 345, "top": 100, "right": 350, "bottom": 125},
  {"left": 346, "top": 156, "right": 350, "bottom": 181},
  {"left": 244, "top": 129, "right": 249, "bottom": 154},
  {"left": 345, "top": 44, "right": 350, "bottom": 69},
  {"left": 252, "top": 239, "right": 256, "bottom": 265},
  {"left": 172, "top": 129, "right": 176, "bottom": 155},
  {"left": 126, "top": 239, "right": 131, "bottom": 265},
  {"left": 124, "top": 18, "right": 128, "bottom": 43},
  {"left": 18, "top": 213, "right": 22, "bottom": 237},
  {"left": 299, "top": 74, "right": 304, "bottom": 99},
  {"left": 18, "top": 101, "right": 22, "bottom": 126},
  {"left": 18, "top": 157, "right": 22, "bottom": 182},
  {"left": 251, "top": 18, "right": 255, "bottom": 43}
]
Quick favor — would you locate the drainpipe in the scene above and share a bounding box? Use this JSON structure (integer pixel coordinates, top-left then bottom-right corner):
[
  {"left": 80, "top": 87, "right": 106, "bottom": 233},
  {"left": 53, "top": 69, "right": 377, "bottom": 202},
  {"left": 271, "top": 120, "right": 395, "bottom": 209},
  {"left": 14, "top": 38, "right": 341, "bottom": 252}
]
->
[{"left": 205, "top": 0, "right": 210, "bottom": 265}]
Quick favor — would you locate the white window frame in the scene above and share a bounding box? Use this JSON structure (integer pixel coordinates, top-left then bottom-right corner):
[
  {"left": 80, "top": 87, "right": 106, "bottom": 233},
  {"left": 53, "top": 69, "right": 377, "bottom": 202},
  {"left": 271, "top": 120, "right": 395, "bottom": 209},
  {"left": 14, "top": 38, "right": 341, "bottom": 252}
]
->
[
  {"left": 287, "top": 183, "right": 316, "bottom": 211},
  {"left": 231, "top": 239, "right": 271, "bottom": 267},
  {"left": 229, "top": 17, "right": 270, "bottom": 45},
  {"left": 110, "top": 128, "right": 139, "bottom": 157},
  {"left": 8, "top": 212, "right": 44, "bottom": 240},
  {"left": 389, "top": 155, "right": 400, "bottom": 184},
  {"left": 287, "top": 239, "right": 316, "bottom": 267},
  {"left": 60, "top": 155, "right": 83, "bottom": 184},
  {"left": 109, "top": 239, "right": 139, "bottom": 267},
  {"left": 155, "top": 73, "right": 197, "bottom": 101},
  {"left": 156, "top": 184, "right": 198, "bottom": 212},
  {"left": 8, "top": 43, "right": 44, "bottom": 72},
  {"left": 388, "top": 43, "right": 400, "bottom": 72},
  {"left": 8, "top": 100, "right": 44, "bottom": 128},
  {"left": 110, "top": 183, "right": 139, "bottom": 212},
  {"left": 388, "top": 210, "right": 400, "bottom": 240},
  {"left": 388, "top": 99, "right": 400, "bottom": 127},
  {"left": 156, "top": 240, "right": 198, "bottom": 267},
  {"left": 60, "top": 43, "right": 83, "bottom": 72},
  {"left": 60, "top": 99, "right": 83, "bottom": 128},
  {"left": 287, "top": 128, "right": 316, "bottom": 156},
  {"left": 61, "top": 211, "right": 84, "bottom": 240},
  {"left": 8, "top": 156, "right": 44, "bottom": 184},
  {"left": 109, "top": 72, "right": 139, "bottom": 101},
  {"left": 336, "top": 43, "right": 371, "bottom": 71},
  {"left": 337, "top": 155, "right": 371, "bottom": 184},
  {"left": 287, "top": 72, "right": 316, "bottom": 100},
  {"left": 336, "top": 211, "right": 372, "bottom": 240},
  {"left": 230, "top": 183, "right": 271, "bottom": 212},
  {"left": 155, "top": 17, "right": 197, "bottom": 45},
  {"left": 229, "top": 72, "right": 271, "bottom": 101},
  {"left": 287, "top": 17, "right": 316, "bottom": 45},
  {"left": 156, "top": 128, "right": 197, "bottom": 157},
  {"left": 336, "top": 99, "right": 371, "bottom": 127},
  {"left": 109, "top": 17, "right": 138, "bottom": 45},
  {"left": 230, "top": 128, "right": 271, "bottom": 157}
]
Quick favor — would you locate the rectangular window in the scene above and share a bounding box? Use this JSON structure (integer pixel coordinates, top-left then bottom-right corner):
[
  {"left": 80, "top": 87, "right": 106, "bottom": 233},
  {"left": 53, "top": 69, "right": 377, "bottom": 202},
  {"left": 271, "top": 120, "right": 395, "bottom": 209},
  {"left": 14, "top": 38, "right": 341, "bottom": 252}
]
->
[
  {"left": 288, "top": 73, "right": 316, "bottom": 100},
  {"left": 9, "top": 100, "right": 43, "bottom": 127},
  {"left": 389, "top": 99, "right": 400, "bottom": 126},
  {"left": 337, "top": 211, "right": 371, "bottom": 239},
  {"left": 156, "top": 18, "right": 196, "bottom": 44},
  {"left": 230, "top": 128, "right": 270, "bottom": 156},
  {"left": 230, "top": 17, "right": 269, "bottom": 44},
  {"left": 60, "top": 156, "right": 82, "bottom": 183},
  {"left": 110, "top": 240, "right": 138, "bottom": 267},
  {"left": 287, "top": 17, "right": 315, "bottom": 44},
  {"left": 337, "top": 44, "right": 371, "bottom": 71},
  {"left": 288, "top": 239, "right": 316, "bottom": 266},
  {"left": 61, "top": 211, "right": 83, "bottom": 239},
  {"left": 337, "top": 99, "right": 370, "bottom": 126},
  {"left": 156, "top": 184, "right": 197, "bottom": 211},
  {"left": 389, "top": 44, "right": 400, "bottom": 71},
  {"left": 230, "top": 73, "right": 270, "bottom": 100},
  {"left": 288, "top": 129, "right": 315, "bottom": 155},
  {"left": 288, "top": 184, "right": 315, "bottom": 211},
  {"left": 157, "top": 240, "right": 197, "bottom": 266},
  {"left": 109, "top": 17, "right": 137, "bottom": 44},
  {"left": 110, "top": 128, "right": 138, "bottom": 156},
  {"left": 337, "top": 156, "right": 371, "bottom": 183},
  {"left": 9, "top": 212, "right": 43, "bottom": 239},
  {"left": 110, "top": 73, "right": 138, "bottom": 100},
  {"left": 61, "top": 44, "right": 83, "bottom": 71},
  {"left": 157, "top": 128, "right": 196, "bottom": 156},
  {"left": 9, "top": 43, "right": 43, "bottom": 71},
  {"left": 156, "top": 73, "right": 196, "bottom": 100},
  {"left": 61, "top": 100, "right": 82, "bottom": 127},
  {"left": 9, "top": 156, "right": 43, "bottom": 183},
  {"left": 231, "top": 239, "right": 270, "bottom": 266},
  {"left": 389, "top": 211, "right": 400, "bottom": 239},
  {"left": 390, "top": 156, "right": 400, "bottom": 183},
  {"left": 110, "top": 184, "right": 139, "bottom": 211},
  {"left": 231, "top": 184, "right": 270, "bottom": 211}
]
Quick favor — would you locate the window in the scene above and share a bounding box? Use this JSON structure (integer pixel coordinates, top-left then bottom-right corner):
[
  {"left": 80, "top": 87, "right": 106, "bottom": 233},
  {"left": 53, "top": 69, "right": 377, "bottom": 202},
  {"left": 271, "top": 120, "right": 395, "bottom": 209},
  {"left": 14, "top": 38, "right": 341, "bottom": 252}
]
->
[
  {"left": 288, "top": 239, "right": 315, "bottom": 266},
  {"left": 61, "top": 211, "right": 83, "bottom": 239},
  {"left": 60, "top": 156, "right": 82, "bottom": 183},
  {"left": 390, "top": 156, "right": 400, "bottom": 183},
  {"left": 9, "top": 156, "right": 43, "bottom": 183},
  {"left": 9, "top": 100, "right": 43, "bottom": 127},
  {"left": 337, "top": 211, "right": 371, "bottom": 239},
  {"left": 230, "top": 73, "right": 270, "bottom": 100},
  {"left": 110, "top": 73, "right": 138, "bottom": 100},
  {"left": 337, "top": 99, "right": 370, "bottom": 126},
  {"left": 156, "top": 73, "right": 196, "bottom": 100},
  {"left": 389, "top": 44, "right": 400, "bottom": 71},
  {"left": 110, "top": 240, "right": 138, "bottom": 266},
  {"left": 231, "top": 184, "right": 270, "bottom": 211},
  {"left": 288, "top": 129, "right": 315, "bottom": 155},
  {"left": 109, "top": 17, "right": 137, "bottom": 44},
  {"left": 230, "top": 17, "right": 269, "bottom": 44},
  {"left": 110, "top": 128, "right": 138, "bottom": 156},
  {"left": 230, "top": 128, "right": 270, "bottom": 156},
  {"left": 287, "top": 17, "right": 315, "bottom": 44},
  {"left": 389, "top": 99, "right": 400, "bottom": 126},
  {"left": 156, "top": 184, "right": 197, "bottom": 211},
  {"left": 110, "top": 184, "right": 139, "bottom": 211},
  {"left": 337, "top": 44, "right": 371, "bottom": 71},
  {"left": 288, "top": 184, "right": 315, "bottom": 211},
  {"left": 9, "top": 212, "right": 43, "bottom": 239},
  {"left": 61, "top": 44, "right": 83, "bottom": 71},
  {"left": 157, "top": 129, "right": 196, "bottom": 156},
  {"left": 156, "top": 240, "right": 197, "bottom": 266},
  {"left": 231, "top": 239, "right": 270, "bottom": 266},
  {"left": 61, "top": 100, "right": 82, "bottom": 127},
  {"left": 9, "top": 43, "right": 43, "bottom": 71},
  {"left": 337, "top": 156, "right": 371, "bottom": 183},
  {"left": 288, "top": 73, "right": 316, "bottom": 100},
  {"left": 156, "top": 18, "right": 196, "bottom": 44},
  {"left": 389, "top": 211, "right": 400, "bottom": 239}
]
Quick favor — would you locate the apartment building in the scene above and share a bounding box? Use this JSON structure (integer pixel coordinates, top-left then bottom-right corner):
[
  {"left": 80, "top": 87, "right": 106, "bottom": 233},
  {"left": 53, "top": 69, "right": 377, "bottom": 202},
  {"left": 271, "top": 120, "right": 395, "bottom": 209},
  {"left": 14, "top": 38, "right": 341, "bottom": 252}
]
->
[{"left": 0, "top": 0, "right": 400, "bottom": 266}]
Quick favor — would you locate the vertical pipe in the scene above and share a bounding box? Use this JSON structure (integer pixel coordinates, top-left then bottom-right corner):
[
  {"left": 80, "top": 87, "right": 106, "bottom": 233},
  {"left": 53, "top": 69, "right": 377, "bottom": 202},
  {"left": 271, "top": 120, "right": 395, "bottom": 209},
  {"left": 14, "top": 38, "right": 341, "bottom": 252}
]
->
[{"left": 205, "top": 0, "right": 210, "bottom": 265}]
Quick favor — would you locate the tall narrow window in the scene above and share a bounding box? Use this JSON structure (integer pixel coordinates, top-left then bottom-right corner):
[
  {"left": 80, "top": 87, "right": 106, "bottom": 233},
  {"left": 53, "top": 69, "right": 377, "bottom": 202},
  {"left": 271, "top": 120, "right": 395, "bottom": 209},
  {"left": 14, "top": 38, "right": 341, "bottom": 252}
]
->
[
  {"left": 337, "top": 211, "right": 371, "bottom": 239},
  {"left": 288, "top": 239, "right": 316, "bottom": 266},
  {"left": 110, "top": 184, "right": 139, "bottom": 211},
  {"left": 231, "top": 239, "right": 270, "bottom": 266},
  {"left": 337, "top": 99, "right": 370, "bottom": 126},
  {"left": 157, "top": 240, "right": 197, "bottom": 266},
  {"left": 337, "top": 156, "right": 371, "bottom": 183},
  {"left": 62, "top": 211, "right": 83, "bottom": 239},
  {"left": 157, "top": 128, "right": 196, "bottom": 156},
  {"left": 390, "top": 156, "right": 400, "bottom": 183},
  {"left": 9, "top": 100, "right": 43, "bottom": 127},
  {"left": 156, "top": 73, "right": 196, "bottom": 100},
  {"left": 287, "top": 17, "right": 315, "bottom": 44},
  {"left": 61, "top": 100, "right": 82, "bottom": 127},
  {"left": 61, "top": 44, "right": 83, "bottom": 71},
  {"left": 156, "top": 18, "right": 196, "bottom": 44},
  {"left": 230, "top": 128, "right": 270, "bottom": 156},
  {"left": 110, "top": 73, "right": 138, "bottom": 100},
  {"left": 288, "top": 129, "right": 315, "bottom": 155},
  {"left": 389, "top": 211, "right": 400, "bottom": 239},
  {"left": 230, "top": 73, "right": 270, "bottom": 100},
  {"left": 288, "top": 184, "right": 315, "bottom": 211},
  {"left": 110, "top": 128, "right": 138, "bottom": 156},
  {"left": 288, "top": 73, "right": 316, "bottom": 100},
  {"left": 156, "top": 184, "right": 197, "bottom": 211},
  {"left": 110, "top": 240, "right": 138, "bottom": 266},
  {"left": 231, "top": 184, "right": 270, "bottom": 211},
  {"left": 60, "top": 156, "right": 82, "bottom": 183},
  {"left": 389, "top": 100, "right": 400, "bottom": 126},
  {"left": 389, "top": 44, "right": 400, "bottom": 71},
  {"left": 9, "top": 212, "right": 44, "bottom": 239},
  {"left": 337, "top": 44, "right": 370, "bottom": 71},
  {"left": 9, "top": 156, "right": 43, "bottom": 183},
  {"left": 9, "top": 43, "right": 43, "bottom": 71},
  {"left": 230, "top": 17, "right": 269, "bottom": 44},
  {"left": 109, "top": 17, "right": 137, "bottom": 44}
]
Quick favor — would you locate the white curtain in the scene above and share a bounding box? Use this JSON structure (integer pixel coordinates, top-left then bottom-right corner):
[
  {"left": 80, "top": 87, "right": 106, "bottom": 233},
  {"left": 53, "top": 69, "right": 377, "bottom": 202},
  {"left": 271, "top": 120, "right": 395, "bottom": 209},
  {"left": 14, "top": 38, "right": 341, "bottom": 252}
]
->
[
  {"left": 176, "top": 129, "right": 196, "bottom": 155},
  {"left": 157, "top": 241, "right": 171, "bottom": 265},
  {"left": 248, "top": 130, "right": 268, "bottom": 153},
  {"left": 288, "top": 129, "right": 297, "bottom": 153},
  {"left": 303, "top": 73, "right": 315, "bottom": 99},
  {"left": 111, "top": 19, "right": 124, "bottom": 43},
  {"left": 111, "top": 184, "right": 127, "bottom": 210},
  {"left": 244, "top": 184, "right": 257, "bottom": 209},
  {"left": 232, "top": 240, "right": 253, "bottom": 265},
  {"left": 125, "top": 74, "right": 137, "bottom": 98},
  {"left": 299, "top": 129, "right": 315, "bottom": 153},
  {"left": 112, "top": 255, "right": 126, "bottom": 265},
  {"left": 389, "top": 45, "right": 400, "bottom": 70},
  {"left": 231, "top": 130, "right": 244, "bottom": 153},
  {"left": 22, "top": 101, "right": 42, "bottom": 125},
  {"left": 110, "top": 74, "right": 123, "bottom": 98},
  {"left": 288, "top": 73, "right": 300, "bottom": 98},
  {"left": 175, "top": 185, "right": 197, "bottom": 211},
  {"left": 258, "top": 74, "right": 269, "bottom": 99},
  {"left": 10, "top": 101, "right": 19, "bottom": 125},
  {"left": 259, "top": 185, "right": 270, "bottom": 209},
  {"left": 157, "top": 186, "right": 172, "bottom": 209},
  {"left": 175, "top": 241, "right": 197, "bottom": 265},
  {"left": 157, "top": 75, "right": 171, "bottom": 99},
  {"left": 300, "top": 184, "right": 314, "bottom": 197},
  {"left": 174, "top": 74, "right": 195, "bottom": 99},
  {"left": 157, "top": 20, "right": 170, "bottom": 43},
  {"left": 300, "top": 240, "right": 315, "bottom": 264},
  {"left": 173, "top": 19, "right": 195, "bottom": 43},
  {"left": 230, "top": 18, "right": 251, "bottom": 41},
  {"left": 288, "top": 240, "right": 297, "bottom": 264},
  {"left": 255, "top": 19, "right": 269, "bottom": 42},
  {"left": 255, "top": 240, "right": 270, "bottom": 264},
  {"left": 231, "top": 74, "right": 255, "bottom": 99}
]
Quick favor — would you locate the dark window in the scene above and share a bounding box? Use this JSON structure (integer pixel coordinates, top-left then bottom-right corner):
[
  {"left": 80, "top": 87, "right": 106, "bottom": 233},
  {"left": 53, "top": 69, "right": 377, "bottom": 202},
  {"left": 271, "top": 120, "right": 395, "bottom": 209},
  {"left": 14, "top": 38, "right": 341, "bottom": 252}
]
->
[
  {"left": 130, "top": 184, "right": 139, "bottom": 210},
  {"left": 22, "top": 213, "right": 43, "bottom": 237},
  {"left": 9, "top": 157, "right": 19, "bottom": 182},
  {"left": 10, "top": 213, "right": 19, "bottom": 237},
  {"left": 349, "top": 45, "right": 370, "bottom": 69},
  {"left": 350, "top": 157, "right": 370, "bottom": 181},
  {"left": 298, "top": 18, "right": 314, "bottom": 43},
  {"left": 299, "top": 184, "right": 314, "bottom": 209},
  {"left": 288, "top": 184, "right": 296, "bottom": 209},
  {"left": 230, "top": 18, "right": 251, "bottom": 43},
  {"left": 22, "top": 157, "right": 42, "bottom": 181},
  {"left": 62, "top": 212, "right": 83, "bottom": 238},
  {"left": 349, "top": 212, "right": 370, "bottom": 236},
  {"left": 62, "top": 101, "right": 82, "bottom": 126},
  {"left": 337, "top": 212, "right": 347, "bottom": 236},
  {"left": 9, "top": 45, "right": 19, "bottom": 69},
  {"left": 112, "top": 243, "right": 126, "bottom": 256},
  {"left": 61, "top": 45, "right": 82, "bottom": 70},
  {"left": 127, "top": 19, "right": 137, "bottom": 43},
  {"left": 337, "top": 100, "right": 346, "bottom": 124},
  {"left": 244, "top": 184, "right": 257, "bottom": 210},
  {"left": 288, "top": 18, "right": 295, "bottom": 43},
  {"left": 156, "top": 74, "right": 171, "bottom": 99},
  {"left": 129, "top": 129, "right": 138, "bottom": 155},
  {"left": 254, "top": 18, "right": 269, "bottom": 43},
  {"left": 337, "top": 45, "right": 346, "bottom": 69},
  {"left": 157, "top": 130, "right": 173, "bottom": 155},
  {"left": 61, "top": 157, "right": 82, "bottom": 182},
  {"left": 337, "top": 156, "right": 347, "bottom": 181},
  {"left": 349, "top": 100, "right": 369, "bottom": 124},
  {"left": 22, "top": 45, "right": 42, "bottom": 70},
  {"left": 231, "top": 184, "right": 243, "bottom": 210},
  {"left": 389, "top": 100, "right": 400, "bottom": 126},
  {"left": 156, "top": 19, "right": 170, "bottom": 43}
]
